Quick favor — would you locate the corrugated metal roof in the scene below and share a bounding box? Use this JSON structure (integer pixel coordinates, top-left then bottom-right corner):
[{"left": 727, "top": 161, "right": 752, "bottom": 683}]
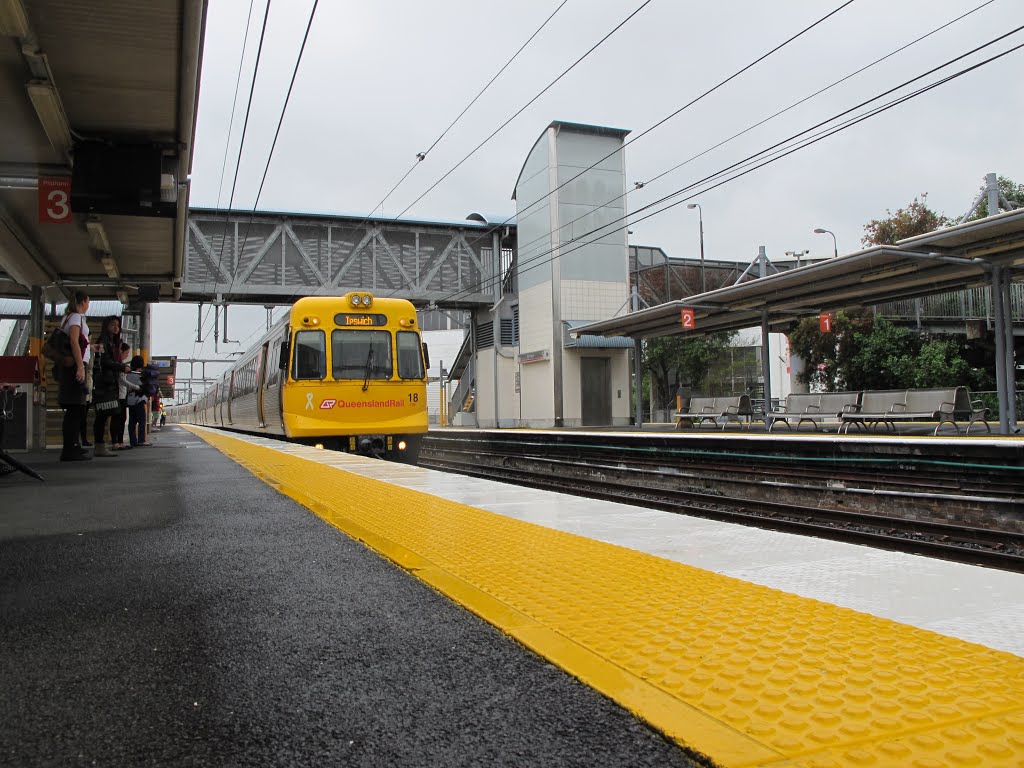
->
[{"left": 563, "top": 321, "right": 634, "bottom": 349}]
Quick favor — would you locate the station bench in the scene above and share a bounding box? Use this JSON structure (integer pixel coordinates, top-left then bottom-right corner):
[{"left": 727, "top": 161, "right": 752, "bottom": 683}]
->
[
  {"left": 767, "top": 392, "right": 861, "bottom": 432},
  {"left": 675, "top": 395, "right": 757, "bottom": 430},
  {"left": 839, "top": 387, "right": 991, "bottom": 435}
]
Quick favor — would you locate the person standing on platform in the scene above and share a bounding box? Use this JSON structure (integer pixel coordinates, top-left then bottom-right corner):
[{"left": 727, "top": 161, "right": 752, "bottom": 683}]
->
[
  {"left": 112, "top": 341, "right": 132, "bottom": 450},
  {"left": 91, "top": 316, "right": 127, "bottom": 457},
  {"left": 125, "top": 356, "right": 148, "bottom": 448},
  {"left": 55, "top": 290, "right": 91, "bottom": 462}
]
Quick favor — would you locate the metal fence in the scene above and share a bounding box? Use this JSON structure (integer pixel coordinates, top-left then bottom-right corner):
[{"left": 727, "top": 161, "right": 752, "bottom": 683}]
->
[{"left": 877, "top": 284, "right": 1024, "bottom": 322}]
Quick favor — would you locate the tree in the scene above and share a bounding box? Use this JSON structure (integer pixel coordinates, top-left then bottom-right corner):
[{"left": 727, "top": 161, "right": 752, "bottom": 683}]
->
[
  {"left": 643, "top": 332, "right": 735, "bottom": 408},
  {"left": 968, "top": 175, "right": 1024, "bottom": 219},
  {"left": 861, "top": 194, "right": 951, "bottom": 247},
  {"left": 789, "top": 313, "right": 990, "bottom": 392},
  {"left": 787, "top": 308, "right": 872, "bottom": 390}
]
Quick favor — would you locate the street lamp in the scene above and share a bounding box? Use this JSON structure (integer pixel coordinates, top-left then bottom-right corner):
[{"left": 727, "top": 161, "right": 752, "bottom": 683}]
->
[
  {"left": 687, "top": 203, "right": 706, "bottom": 292},
  {"left": 813, "top": 228, "right": 838, "bottom": 258}
]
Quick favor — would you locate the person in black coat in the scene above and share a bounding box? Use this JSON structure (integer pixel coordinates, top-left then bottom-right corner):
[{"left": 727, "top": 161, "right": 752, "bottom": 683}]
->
[{"left": 91, "top": 316, "right": 128, "bottom": 458}]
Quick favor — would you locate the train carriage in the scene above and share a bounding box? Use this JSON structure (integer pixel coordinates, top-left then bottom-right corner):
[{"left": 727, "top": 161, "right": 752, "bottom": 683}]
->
[{"left": 178, "top": 292, "right": 428, "bottom": 462}]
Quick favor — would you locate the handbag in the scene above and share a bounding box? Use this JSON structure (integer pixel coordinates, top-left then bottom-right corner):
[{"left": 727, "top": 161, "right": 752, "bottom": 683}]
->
[{"left": 42, "top": 326, "right": 73, "bottom": 367}]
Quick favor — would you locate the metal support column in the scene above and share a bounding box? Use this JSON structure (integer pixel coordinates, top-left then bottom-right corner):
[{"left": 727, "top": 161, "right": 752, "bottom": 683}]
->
[
  {"left": 29, "top": 285, "right": 44, "bottom": 449},
  {"left": 990, "top": 266, "right": 1010, "bottom": 433},
  {"left": 492, "top": 230, "right": 501, "bottom": 429},
  {"left": 998, "top": 267, "right": 1019, "bottom": 432},
  {"left": 758, "top": 247, "right": 772, "bottom": 417},
  {"left": 139, "top": 302, "right": 151, "bottom": 363},
  {"left": 632, "top": 285, "right": 642, "bottom": 428}
]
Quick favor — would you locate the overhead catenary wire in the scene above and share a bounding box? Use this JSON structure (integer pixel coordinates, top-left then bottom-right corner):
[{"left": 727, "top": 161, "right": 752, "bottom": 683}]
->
[
  {"left": 358, "top": 0, "right": 571, "bottom": 223},
  {"left": 438, "top": 28, "right": 1024, "bottom": 304},
  {"left": 195, "top": 0, "right": 573, "bottom": 377},
  {"left": 506, "top": 0, "right": 998, "bottom": 264},
  {"left": 197, "top": 0, "right": 320, "bottom": 362},
  {"left": 188, "top": 0, "right": 257, "bottom": 365},
  {"left": 503, "top": 41, "right": 1024, "bottom": 299},
  {"left": 426, "top": 0, "right": 861, "bottom": 274},
  {"left": 192, "top": 0, "right": 274, "bottom": 359},
  {"left": 384, "top": 0, "right": 658, "bottom": 224}
]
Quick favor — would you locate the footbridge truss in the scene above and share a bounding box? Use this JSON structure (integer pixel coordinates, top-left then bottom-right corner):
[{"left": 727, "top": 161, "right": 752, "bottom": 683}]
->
[{"left": 182, "top": 209, "right": 515, "bottom": 307}]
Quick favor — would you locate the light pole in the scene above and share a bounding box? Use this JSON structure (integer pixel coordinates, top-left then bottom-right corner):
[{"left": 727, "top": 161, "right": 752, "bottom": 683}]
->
[
  {"left": 814, "top": 228, "right": 838, "bottom": 258},
  {"left": 687, "top": 203, "right": 706, "bottom": 292}
]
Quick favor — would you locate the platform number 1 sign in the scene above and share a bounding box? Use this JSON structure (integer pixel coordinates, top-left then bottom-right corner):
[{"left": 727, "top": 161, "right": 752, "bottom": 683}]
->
[
  {"left": 680, "top": 307, "right": 696, "bottom": 330},
  {"left": 819, "top": 312, "right": 833, "bottom": 333},
  {"left": 38, "top": 177, "right": 72, "bottom": 224}
]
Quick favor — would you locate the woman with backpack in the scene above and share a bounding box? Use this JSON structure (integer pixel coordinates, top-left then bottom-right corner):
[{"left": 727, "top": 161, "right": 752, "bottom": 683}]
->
[
  {"left": 54, "top": 290, "right": 91, "bottom": 462},
  {"left": 91, "top": 316, "right": 128, "bottom": 457}
]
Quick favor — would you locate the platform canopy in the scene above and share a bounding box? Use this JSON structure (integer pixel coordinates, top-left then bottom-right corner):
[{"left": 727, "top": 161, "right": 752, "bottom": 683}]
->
[
  {"left": 0, "top": 0, "right": 206, "bottom": 303},
  {"left": 575, "top": 209, "right": 1024, "bottom": 341},
  {"left": 576, "top": 208, "right": 1024, "bottom": 434}
]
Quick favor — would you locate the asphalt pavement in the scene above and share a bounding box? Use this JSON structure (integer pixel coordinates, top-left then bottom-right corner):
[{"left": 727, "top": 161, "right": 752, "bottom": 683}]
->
[{"left": 0, "top": 428, "right": 700, "bottom": 767}]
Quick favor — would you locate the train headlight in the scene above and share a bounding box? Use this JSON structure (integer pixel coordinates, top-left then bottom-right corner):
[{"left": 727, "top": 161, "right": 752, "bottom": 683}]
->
[
  {"left": 398, "top": 440, "right": 407, "bottom": 451},
  {"left": 360, "top": 294, "right": 373, "bottom": 307},
  {"left": 349, "top": 294, "right": 360, "bottom": 307},
  {"left": 314, "top": 443, "right": 324, "bottom": 450}
]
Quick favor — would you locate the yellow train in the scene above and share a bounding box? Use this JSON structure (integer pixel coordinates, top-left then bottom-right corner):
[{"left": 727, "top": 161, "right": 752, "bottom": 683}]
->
[{"left": 179, "top": 292, "right": 429, "bottom": 462}]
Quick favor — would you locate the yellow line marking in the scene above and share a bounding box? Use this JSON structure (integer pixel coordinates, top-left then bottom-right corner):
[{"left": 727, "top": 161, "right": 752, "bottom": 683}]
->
[{"left": 186, "top": 427, "right": 1024, "bottom": 767}]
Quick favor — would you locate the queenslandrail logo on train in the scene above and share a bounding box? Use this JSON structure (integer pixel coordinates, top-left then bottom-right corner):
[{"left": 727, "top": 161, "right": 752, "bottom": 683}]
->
[{"left": 335, "top": 399, "right": 405, "bottom": 408}]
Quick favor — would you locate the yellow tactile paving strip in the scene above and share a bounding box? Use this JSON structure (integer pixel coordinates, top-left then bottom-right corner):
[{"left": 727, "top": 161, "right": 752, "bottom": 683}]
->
[{"left": 187, "top": 427, "right": 1024, "bottom": 767}]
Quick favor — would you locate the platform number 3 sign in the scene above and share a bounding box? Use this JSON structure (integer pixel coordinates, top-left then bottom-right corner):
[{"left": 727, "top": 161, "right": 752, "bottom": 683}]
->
[
  {"left": 38, "top": 177, "right": 72, "bottom": 224},
  {"left": 680, "top": 307, "right": 696, "bottom": 330},
  {"left": 819, "top": 311, "right": 834, "bottom": 333}
]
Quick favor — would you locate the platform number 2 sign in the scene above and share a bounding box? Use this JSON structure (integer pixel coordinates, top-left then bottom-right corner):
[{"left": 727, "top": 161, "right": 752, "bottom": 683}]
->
[
  {"left": 38, "top": 177, "right": 72, "bottom": 224},
  {"left": 819, "top": 312, "right": 834, "bottom": 333},
  {"left": 680, "top": 308, "right": 696, "bottom": 330}
]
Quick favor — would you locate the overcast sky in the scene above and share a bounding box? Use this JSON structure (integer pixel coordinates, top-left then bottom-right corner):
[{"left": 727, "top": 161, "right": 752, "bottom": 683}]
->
[{"left": 153, "top": 0, "right": 1023, "bottom": 394}]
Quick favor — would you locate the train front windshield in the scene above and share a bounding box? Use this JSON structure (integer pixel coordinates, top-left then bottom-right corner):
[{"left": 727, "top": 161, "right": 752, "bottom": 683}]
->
[{"left": 332, "top": 330, "right": 392, "bottom": 380}]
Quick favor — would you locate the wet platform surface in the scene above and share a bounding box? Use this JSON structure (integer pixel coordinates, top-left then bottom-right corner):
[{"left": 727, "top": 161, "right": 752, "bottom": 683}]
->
[
  {"left": 0, "top": 428, "right": 698, "bottom": 768},
  {"left": 181, "top": 427, "right": 1024, "bottom": 767}
]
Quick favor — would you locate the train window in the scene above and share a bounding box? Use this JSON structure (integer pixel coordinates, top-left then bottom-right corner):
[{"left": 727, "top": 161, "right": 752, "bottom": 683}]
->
[
  {"left": 396, "top": 331, "right": 425, "bottom": 379},
  {"left": 292, "top": 330, "right": 326, "bottom": 380},
  {"left": 331, "top": 330, "right": 392, "bottom": 380}
]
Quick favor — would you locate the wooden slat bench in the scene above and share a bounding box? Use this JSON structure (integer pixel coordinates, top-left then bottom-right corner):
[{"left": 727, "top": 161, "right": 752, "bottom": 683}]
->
[
  {"left": 767, "top": 392, "right": 861, "bottom": 432},
  {"left": 675, "top": 395, "right": 754, "bottom": 430},
  {"left": 839, "top": 387, "right": 990, "bottom": 435}
]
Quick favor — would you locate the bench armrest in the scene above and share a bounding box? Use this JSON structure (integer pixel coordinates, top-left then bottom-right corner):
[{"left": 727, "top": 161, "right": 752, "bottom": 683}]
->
[
  {"left": 890, "top": 403, "right": 906, "bottom": 413},
  {"left": 842, "top": 404, "right": 860, "bottom": 413}
]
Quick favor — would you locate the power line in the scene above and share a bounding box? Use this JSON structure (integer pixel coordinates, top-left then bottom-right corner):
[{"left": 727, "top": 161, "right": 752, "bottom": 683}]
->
[
  {"left": 189, "top": 0, "right": 257, "bottom": 365},
  {"left": 363, "top": 0, "right": 571, "bottom": 221},
  {"left": 440, "top": 28, "right": 1024, "bottom": 303},
  {"left": 198, "top": 0, "right": 320, "bottom": 361},
  {"left": 386, "top": 0, "right": 657, "bottom": 223},
  {"left": 436, "top": 0, "right": 860, "bottom": 274},
  {"left": 312, "top": 0, "right": 571, "bottom": 280},
  {"left": 508, "top": 0, "right": 997, "bottom": 264},
  {"left": 193, "top": 0, "right": 274, "bottom": 359}
]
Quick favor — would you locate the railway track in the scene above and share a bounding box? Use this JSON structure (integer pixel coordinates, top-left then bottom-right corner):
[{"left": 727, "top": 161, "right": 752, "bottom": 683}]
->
[{"left": 420, "top": 443, "right": 1024, "bottom": 573}]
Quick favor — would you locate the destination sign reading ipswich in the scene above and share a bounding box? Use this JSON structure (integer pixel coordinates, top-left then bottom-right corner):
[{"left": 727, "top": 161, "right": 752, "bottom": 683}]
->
[{"left": 334, "top": 313, "right": 388, "bottom": 327}]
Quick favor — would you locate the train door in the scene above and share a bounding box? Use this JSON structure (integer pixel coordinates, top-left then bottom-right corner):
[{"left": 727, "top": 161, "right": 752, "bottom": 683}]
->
[
  {"left": 256, "top": 343, "right": 269, "bottom": 428},
  {"left": 581, "top": 357, "right": 612, "bottom": 426}
]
